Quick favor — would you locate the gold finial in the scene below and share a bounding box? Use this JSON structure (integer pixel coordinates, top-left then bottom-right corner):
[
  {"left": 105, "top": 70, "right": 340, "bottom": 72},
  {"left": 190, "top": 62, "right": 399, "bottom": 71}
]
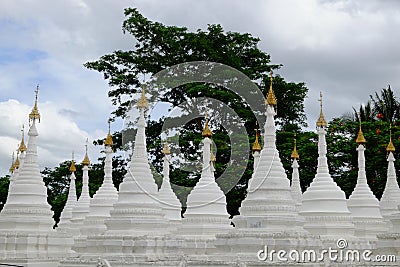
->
[
  {"left": 18, "top": 124, "right": 27, "bottom": 153},
  {"left": 316, "top": 91, "right": 327, "bottom": 127},
  {"left": 210, "top": 143, "right": 216, "bottom": 163},
  {"left": 162, "top": 131, "right": 171, "bottom": 155},
  {"left": 14, "top": 150, "right": 20, "bottom": 169},
  {"left": 29, "top": 85, "right": 41, "bottom": 124},
  {"left": 387, "top": 124, "right": 396, "bottom": 152},
  {"left": 210, "top": 153, "right": 216, "bottom": 163},
  {"left": 291, "top": 133, "right": 300, "bottom": 159},
  {"left": 9, "top": 152, "right": 15, "bottom": 174},
  {"left": 70, "top": 152, "right": 76, "bottom": 172},
  {"left": 252, "top": 124, "right": 262, "bottom": 152},
  {"left": 202, "top": 112, "right": 213, "bottom": 138},
  {"left": 137, "top": 83, "right": 149, "bottom": 109},
  {"left": 82, "top": 139, "right": 90, "bottom": 166},
  {"left": 104, "top": 119, "right": 113, "bottom": 146},
  {"left": 355, "top": 116, "right": 366, "bottom": 145},
  {"left": 266, "top": 70, "right": 277, "bottom": 106}
]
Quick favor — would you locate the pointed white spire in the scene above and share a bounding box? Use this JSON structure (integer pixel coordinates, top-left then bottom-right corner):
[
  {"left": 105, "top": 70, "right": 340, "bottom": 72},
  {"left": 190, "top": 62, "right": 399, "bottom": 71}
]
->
[
  {"left": 81, "top": 121, "right": 118, "bottom": 235},
  {"left": 290, "top": 135, "right": 302, "bottom": 210},
  {"left": 347, "top": 121, "right": 385, "bottom": 238},
  {"left": 158, "top": 134, "right": 182, "bottom": 222},
  {"left": 233, "top": 72, "right": 302, "bottom": 233},
  {"left": 0, "top": 86, "right": 54, "bottom": 232},
  {"left": 57, "top": 155, "right": 78, "bottom": 231},
  {"left": 380, "top": 152, "right": 400, "bottom": 219},
  {"left": 300, "top": 92, "right": 354, "bottom": 237},
  {"left": 104, "top": 83, "right": 167, "bottom": 235},
  {"left": 70, "top": 140, "right": 92, "bottom": 232},
  {"left": 180, "top": 116, "right": 231, "bottom": 237}
]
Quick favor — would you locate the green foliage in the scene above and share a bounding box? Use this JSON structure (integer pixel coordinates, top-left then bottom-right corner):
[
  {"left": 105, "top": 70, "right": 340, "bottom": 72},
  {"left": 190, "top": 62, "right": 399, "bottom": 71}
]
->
[
  {"left": 370, "top": 85, "right": 400, "bottom": 123},
  {"left": 86, "top": 8, "right": 309, "bottom": 216},
  {"left": 0, "top": 175, "right": 10, "bottom": 211}
]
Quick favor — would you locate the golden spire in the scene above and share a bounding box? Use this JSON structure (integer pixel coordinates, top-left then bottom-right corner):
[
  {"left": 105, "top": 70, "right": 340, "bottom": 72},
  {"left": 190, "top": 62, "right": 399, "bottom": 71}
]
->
[
  {"left": 9, "top": 152, "right": 15, "bottom": 174},
  {"left": 162, "top": 131, "right": 171, "bottom": 155},
  {"left": 291, "top": 133, "right": 300, "bottom": 159},
  {"left": 137, "top": 83, "right": 149, "bottom": 109},
  {"left": 266, "top": 70, "right": 277, "bottom": 107},
  {"left": 386, "top": 124, "right": 396, "bottom": 153},
  {"left": 29, "top": 85, "right": 41, "bottom": 124},
  {"left": 82, "top": 139, "right": 90, "bottom": 166},
  {"left": 202, "top": 112, "right": 213, "bottom": 138},
  {"left": 104, "top": 119, "right": 113, "bottom": 147},
  {"left": 18, "top": 124, "right": 27, "bottom": 153},
  {"left": 316, "top": 91, "right": 327, "bottom": 127},
  {"left": 14, "top": 150, "right": 20, "bottom": 169},
  {"left": 210, "top": 143, "right": 216, "bottom": 163},
  {"left": 355, "top": 116, "right": 366, "bottom": 145},
  {"left": 70, "top": 152, "right": 76, "bottom": 172},
  {"left": 252, "top": 124, "right": 262, "bottom": 152}
]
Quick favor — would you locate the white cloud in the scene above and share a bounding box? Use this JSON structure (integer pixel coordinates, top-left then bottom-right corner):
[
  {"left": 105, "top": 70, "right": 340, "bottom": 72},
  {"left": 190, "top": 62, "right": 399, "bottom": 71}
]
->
[{"left": 0, "top": 99, "right": 105, "bottom": 176}]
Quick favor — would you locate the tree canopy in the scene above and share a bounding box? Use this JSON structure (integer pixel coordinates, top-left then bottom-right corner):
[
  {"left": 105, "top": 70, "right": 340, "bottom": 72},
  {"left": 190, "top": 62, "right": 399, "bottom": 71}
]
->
[{"left": 84, "top": 8, "right": 310, "bottom": 215}]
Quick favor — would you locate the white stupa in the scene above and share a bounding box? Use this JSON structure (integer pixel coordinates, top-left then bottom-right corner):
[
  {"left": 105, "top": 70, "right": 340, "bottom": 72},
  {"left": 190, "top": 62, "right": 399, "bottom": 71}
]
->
[
  {"left": 377, "top": 131, "right": 400, "bottom": 256},
  {"left": 233, "top": 72, "right": 303, "bottom": 233},
  {"left": 0, "top": 88, "right": 54, "bottom": 231},
  {"left": 380, "top": 129, "right": 400, "bottom": 221},
  {"left": 290, "top": 135, "right": 302, "bottom": 210},
  {"left": 103, "top": 86, "right": 168, "bottom": 235},
  {"left": 80, "top": 122, "right": 118, "bottom": 235},
  {"left": 179, "top": 116, "right": 232, "bottom": 238},
  {"left": 158, "top": 136, "right": 182, "bottom": 223},
  {"left": 0, "top": 87, "right": 72, "bottom": 264},
  {"left": 215, "top": 74, "right": 318, "bottom": 262},
  {"left": 57, "top": 156, "right": 78, "bottom": 232},
  {"left": 299, "top": 92, "right": 354, "bottom": 237},
  {"left": 66, "top": 85, "right": 170, "bottom": 263},
  {"left": 347, "top": 121, "right": 385, "bottom": 239},
  {"left": 70, "top": 141, "right": 92, "bottom": 232}
]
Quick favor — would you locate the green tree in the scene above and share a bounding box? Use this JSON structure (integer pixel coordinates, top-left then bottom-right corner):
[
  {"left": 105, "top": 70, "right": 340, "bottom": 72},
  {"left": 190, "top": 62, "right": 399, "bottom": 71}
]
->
[
  {"left": 370, "top": 85, "right": 400, "bottom": 123},
  {"left": 85, "top": 8, "right": 310, "bottom": 216},
  {"left": 0, "top": 175, "right": 10, "bottom": 212}
]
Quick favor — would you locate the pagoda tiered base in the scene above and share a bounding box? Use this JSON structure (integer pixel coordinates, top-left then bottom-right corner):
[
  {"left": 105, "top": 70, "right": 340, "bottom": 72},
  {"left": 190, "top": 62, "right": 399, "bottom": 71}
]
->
[{"left": 0, "top": 231, "right": 73, "bottom": 267}]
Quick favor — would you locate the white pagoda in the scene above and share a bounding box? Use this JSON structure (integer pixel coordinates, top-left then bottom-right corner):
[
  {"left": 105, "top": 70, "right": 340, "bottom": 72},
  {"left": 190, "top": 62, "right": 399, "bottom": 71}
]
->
[
  {"left": 347, "top": 120, "right": 386, "bottom": 239},
  {"left": 299, "top": 93, "right": 355, "bottom": 238}
]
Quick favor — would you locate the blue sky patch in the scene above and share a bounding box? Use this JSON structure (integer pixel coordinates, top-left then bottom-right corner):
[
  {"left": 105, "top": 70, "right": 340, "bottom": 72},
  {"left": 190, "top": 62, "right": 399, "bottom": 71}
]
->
[{"left": 0, "top": 48, "right": 47, "bottom": 65}]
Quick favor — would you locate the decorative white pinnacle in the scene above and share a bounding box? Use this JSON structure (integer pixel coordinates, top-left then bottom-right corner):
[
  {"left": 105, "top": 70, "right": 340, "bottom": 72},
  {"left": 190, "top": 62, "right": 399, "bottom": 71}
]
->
[
  {"left": 81, "top": 132, "right": 118, "bottom": 235},
  {"left": 290, "top": 158, "right": 302, "bottom": 210},
  {"left": 233, "top": 104, "right": 302, "bottom": 232},
  {"left": 380, "top": 152, "right": 400, "bottom": 220},
  {"left": 0, "top": 116, "right": 53, "bottom": 231},
  {"left": 158, "top": 138, "right": 182, "bottom": 222},
  {"left": 70, "top": 143, "right": 92, "bottom": 232},
  {"left": 180, "top": 134, "right": 231, "bottom": 237},
  {"left": 348, "top": 144, "right": 385, "bottom": 238},
  {"left": 104, "top": 104, "right": 167, "bottom": 235},
  {"left": 58, "top": 158, "right": 78, "bottom": 231},
  {"left": 300, "top": 119, "right": 354, "bottom": 237}
]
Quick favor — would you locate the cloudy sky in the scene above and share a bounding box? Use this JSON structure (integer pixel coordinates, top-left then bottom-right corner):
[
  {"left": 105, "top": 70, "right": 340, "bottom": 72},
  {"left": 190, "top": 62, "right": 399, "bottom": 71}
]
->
[{"left": 0, "top": 0, "right": 399, "bottom": 175}]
